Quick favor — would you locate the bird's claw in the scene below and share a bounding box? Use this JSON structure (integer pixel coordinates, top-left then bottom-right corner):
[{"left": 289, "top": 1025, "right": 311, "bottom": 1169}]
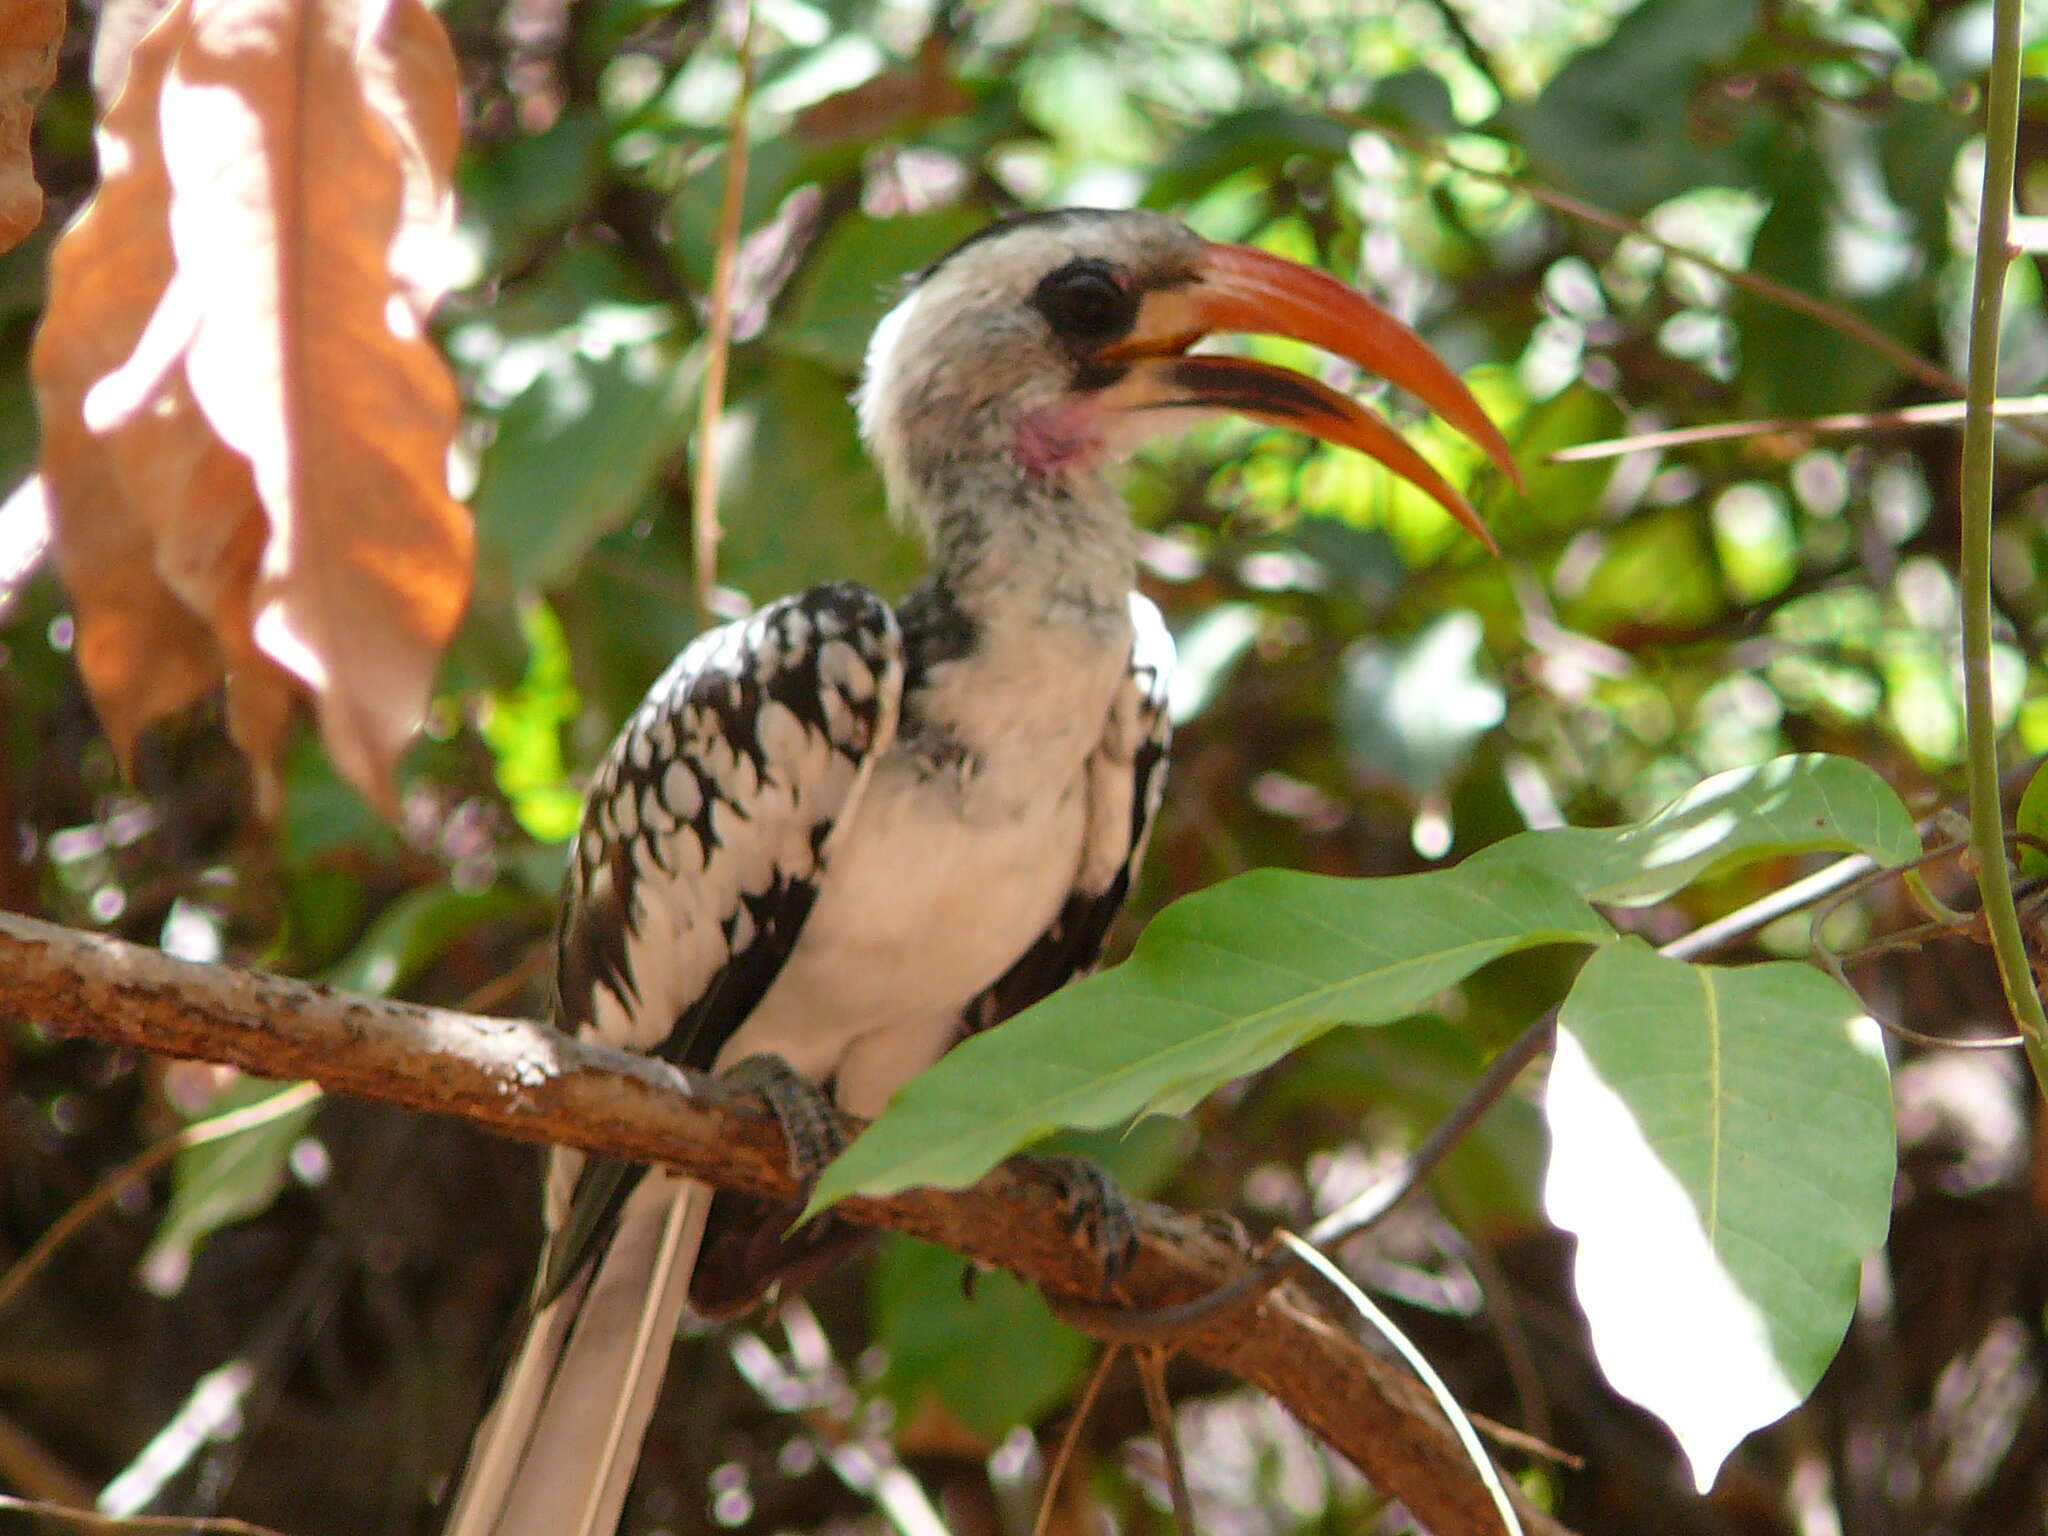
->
[
  {"left": 720, "top": 1054, "right": 846, "bottom": 1188},
  {"left": 1030, "top": 1153, "right": 1140, "bottom": 1295}
]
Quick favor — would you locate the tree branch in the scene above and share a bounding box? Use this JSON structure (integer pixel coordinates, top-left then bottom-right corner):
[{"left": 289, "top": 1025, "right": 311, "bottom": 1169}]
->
[{"left": 0, "top": 910, "right": 1573, "bottom": 1536}]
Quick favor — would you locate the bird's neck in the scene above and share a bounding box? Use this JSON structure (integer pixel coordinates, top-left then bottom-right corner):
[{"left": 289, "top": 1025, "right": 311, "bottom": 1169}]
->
[
  {"left": 890, "top": 470, "right": 1137, "bottom": 782},
  {"left": 912, "top": 467, "right": 1137, "bottom": 641}
]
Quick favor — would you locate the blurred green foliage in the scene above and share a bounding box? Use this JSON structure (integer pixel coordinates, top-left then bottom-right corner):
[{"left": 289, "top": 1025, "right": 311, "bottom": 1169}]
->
[{"left": 6, "top": 1, "right": 2048, "bottom": 1533}]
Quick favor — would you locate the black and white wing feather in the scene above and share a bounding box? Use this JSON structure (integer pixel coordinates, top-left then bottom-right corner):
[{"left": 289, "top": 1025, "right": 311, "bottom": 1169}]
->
[
  {"left": 964, "top": 591, "right": 1174, "bottom": 1032},
  {"left": 547, "top": 581, "right": 903, "bottom": 1283},
  {"left": 557, "top": 580, "right": 903, "bottom": 1067}
]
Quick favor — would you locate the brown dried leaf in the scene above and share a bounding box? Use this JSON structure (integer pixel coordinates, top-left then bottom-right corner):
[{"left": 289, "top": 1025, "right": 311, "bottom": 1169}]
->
[
  {"left": 0, "top": 0, "right": 63, "bottom": 252},
  {"left": 33, "top": 0, "right": 223, "bottom": 763},
  {"left": 34, "top": 0, "right": 470, "bottom": 813}
]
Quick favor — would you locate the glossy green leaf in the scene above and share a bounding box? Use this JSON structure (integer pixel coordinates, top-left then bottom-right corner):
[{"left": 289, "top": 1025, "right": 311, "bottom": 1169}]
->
[
  {"left": 871, "top": 1236, "right": 1090, "bottom": 1435},
  {"left": 1470, "top": 753, "right": 1919, "bottom": 907},
  {"left": 809, "top": 861, "right": 1612, "bottom": 1212},
  {"left": 1547, "top": 940, "right": 1894, "bottom": 1489}
]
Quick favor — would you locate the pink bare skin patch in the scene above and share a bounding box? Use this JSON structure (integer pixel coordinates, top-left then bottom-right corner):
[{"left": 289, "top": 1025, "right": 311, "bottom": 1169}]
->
[{"left": 1015, "top": 398, "right": 1111, "bottom": 478}]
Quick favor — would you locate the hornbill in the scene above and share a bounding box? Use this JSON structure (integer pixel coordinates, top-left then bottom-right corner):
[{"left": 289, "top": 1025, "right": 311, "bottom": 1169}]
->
[{"left": 444, "top": 207, "right": 1514, "bottom": 1536}]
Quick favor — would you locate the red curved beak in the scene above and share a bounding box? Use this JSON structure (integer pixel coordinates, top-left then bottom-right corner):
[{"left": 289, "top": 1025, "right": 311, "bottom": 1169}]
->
[{"left": 1104, "top": 242, "right": 1518, "bottom": 553}]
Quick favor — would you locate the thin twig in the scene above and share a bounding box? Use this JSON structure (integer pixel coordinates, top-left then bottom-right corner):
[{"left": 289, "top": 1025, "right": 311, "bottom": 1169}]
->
[
  {"left": 1136, "top": 1346, "right": 1199, "bottom": 1536},
  {"left": 0, "top": 1495, "right": 293, "bottom": 1535},
  {"left": 1955, "top": 0, "right": 2048, "bottom": 1093},
  {"left": 1550, "top": 395, "right": 2048, "bottom": 463},
  {"left": 1660, "top": 855, "right": 1877, "bottom": 961},
  {"left": 690, "top": 0, "right": 757, "bottom": 621},
  {"left": 1277, "top": 1232, "right": 1523, "bottom": 1536},
  {"left": 0, "top": 1407, "right": 96, "bottom": 1508},
  {"left": 0, "top": 1081, "right": 324, "bottom": 1319},
  {"left": 1031, "top": 1347, "right": 1122, "bottom": 1536},
  {"left": 1306, "top": 1018, "right": 1556, "bottom": 1248}
]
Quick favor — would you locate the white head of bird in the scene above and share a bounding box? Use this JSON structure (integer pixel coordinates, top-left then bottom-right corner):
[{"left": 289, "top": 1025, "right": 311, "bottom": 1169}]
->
[{"left": 856, "top": 207, "right": 1517, "bottom": 570}]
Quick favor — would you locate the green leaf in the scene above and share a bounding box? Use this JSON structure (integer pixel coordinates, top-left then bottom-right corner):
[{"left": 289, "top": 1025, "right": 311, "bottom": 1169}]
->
[
  {"left": 142, "top": 1079, "right": 321, "bottom": 1297},
  {"left": 1141, "top": 108, "right": 1352, "bottom": 210},
  {"left": 1470, "top": 753, "right": 1919, "bottom": 907},
  {"left": 716, "top": 357, "right": 922, "bottom": 601},
  {"left": 1547, "top": 940, "right": 1895, "bottom": 1489},
  {"left": 470, "top": 316, "right": 700, "bottom": 592},
  {"left": 2018, "top": 760, "right": 2048, "bottom": 875},
  {"left": 870, "top": 1237, "right": 1091, "bottom": 1436},
  {"left": 482, "top": 601, "right": 584, "bottom": 843},
  {"left": 1505, "top": 0, "right": 1766, "bottom": 214},
  {"left": 323, "top": 883, "right": 537, "bottom": 998},
  {"left": 773, "top": 209, "right": 988, "bottom": 374},
  {"left": 809, "top": 861, "right": 1612, "bottom": 1213}
]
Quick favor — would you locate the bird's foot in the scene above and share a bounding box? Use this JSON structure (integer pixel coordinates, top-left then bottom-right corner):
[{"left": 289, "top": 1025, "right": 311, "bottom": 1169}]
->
[
  {"left": 1028, "top": 1153, "right": 1140, "bottom": 1296},
  {"left": 720, "top": 1054, "right": 847, "bottom": 1187}
]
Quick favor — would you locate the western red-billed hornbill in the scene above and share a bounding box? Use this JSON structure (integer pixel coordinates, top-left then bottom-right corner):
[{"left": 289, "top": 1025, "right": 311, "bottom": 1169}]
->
[{"left": 445, "top": 208, "right": 1515, "bottom": 1536}]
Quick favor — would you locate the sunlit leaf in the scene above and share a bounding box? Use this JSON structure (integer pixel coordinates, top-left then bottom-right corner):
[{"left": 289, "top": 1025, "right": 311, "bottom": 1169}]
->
[
  {"left": 1547, "top": 940, "right": 1894, "bottom": 1489},
  {"left": 35, "top": 0, "right": 471, "bottom": 810},
  {"left": 1470, "top": 753, "right": 1919, "bottom": 906},
  {"left": 482, "top": 600, "right": 584, "bottom": 842},
  {"left": 810, "top": 861, "right": 1611, "bottom": 1212}
]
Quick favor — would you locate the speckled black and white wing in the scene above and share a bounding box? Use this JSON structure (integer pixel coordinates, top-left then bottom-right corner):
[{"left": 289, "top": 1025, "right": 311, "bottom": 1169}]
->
[
  {"left": 554, "top": 581, "right": 904, "bottom": 1074},
  {"left": 964, "top": 591, "right": 1174, "bottom": 1032}
]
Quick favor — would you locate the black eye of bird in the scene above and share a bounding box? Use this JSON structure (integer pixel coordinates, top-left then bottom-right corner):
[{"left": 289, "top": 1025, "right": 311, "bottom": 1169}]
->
[{"left": 1031, "top": 260, "right": 1138, "bottom": 346}]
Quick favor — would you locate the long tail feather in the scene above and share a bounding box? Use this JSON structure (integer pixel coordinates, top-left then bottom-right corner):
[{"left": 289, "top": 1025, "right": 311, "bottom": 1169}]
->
[{"left": 444, "top": 1174, "right": 710, "bottom": 1536}]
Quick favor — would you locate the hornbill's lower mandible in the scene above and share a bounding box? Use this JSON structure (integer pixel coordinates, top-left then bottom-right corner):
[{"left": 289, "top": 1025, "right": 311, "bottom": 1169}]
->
[{"left": 443, "top": 208, "right": 1515, "bottom": 1536}]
